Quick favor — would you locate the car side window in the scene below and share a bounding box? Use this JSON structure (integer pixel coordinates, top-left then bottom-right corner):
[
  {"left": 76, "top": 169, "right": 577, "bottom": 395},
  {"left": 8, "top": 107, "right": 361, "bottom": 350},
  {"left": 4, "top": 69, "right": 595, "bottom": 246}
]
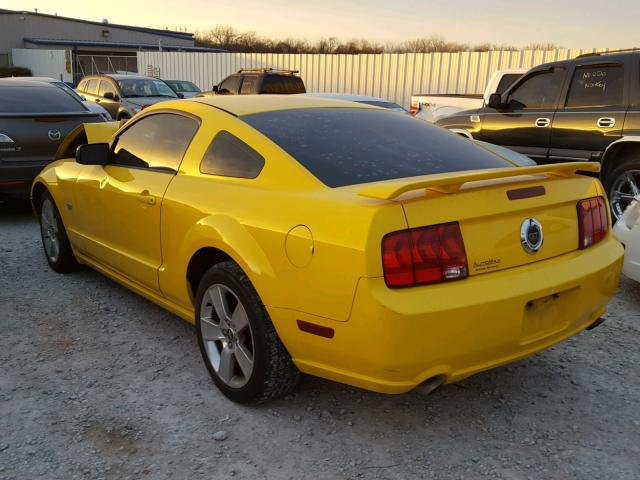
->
[
  {"left": 507, "top": 68, "right": 564, "bottom": 110},
  {"left": 218, "top": 76, "right": 242, "bottom": 95},
  {"left": 565, "top": 64, "right": 624, "bottom": 108},
  {"left": 77, "top": 80, "right": 87, "bottom": 92},
  {"left": 112, "top": 113, "right": 199, "bottom": 171},
  {"left": 98, "top": 80, "right": 117, "bottom": 98},
  {"left": 240, "top": 76, "right": 258, "bottom": 94},
  {"left": 200, "top": 131, "right": 265, "bottom": 178},
  {"left": 85, "top": 79, "right": 99, "bottom": 95},
  {"left": 495, "top": 74, "right": 522, "bottom": 95}
]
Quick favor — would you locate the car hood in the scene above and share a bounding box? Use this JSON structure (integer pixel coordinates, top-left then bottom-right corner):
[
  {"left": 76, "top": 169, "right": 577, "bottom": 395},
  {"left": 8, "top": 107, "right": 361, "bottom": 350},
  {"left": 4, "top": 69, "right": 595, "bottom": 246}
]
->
[{"left": 124, "top": 97, "right": 177, "bottom": 107}]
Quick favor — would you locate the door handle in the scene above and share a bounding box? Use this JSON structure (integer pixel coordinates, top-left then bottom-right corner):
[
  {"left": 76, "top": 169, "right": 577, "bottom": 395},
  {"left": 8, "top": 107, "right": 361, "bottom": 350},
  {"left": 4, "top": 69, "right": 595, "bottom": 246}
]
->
[
  {"left": 136, "top": 193, "right": 156, "bottom": 205},
  {"left": 597, "top": 117, "right": 616, "bottom": 128},
  {"left": 535, "top": 118, "right": 551, "bottom": 128},
  {"left": 95, "top": 98, "right": 100, "bottom": 103}
]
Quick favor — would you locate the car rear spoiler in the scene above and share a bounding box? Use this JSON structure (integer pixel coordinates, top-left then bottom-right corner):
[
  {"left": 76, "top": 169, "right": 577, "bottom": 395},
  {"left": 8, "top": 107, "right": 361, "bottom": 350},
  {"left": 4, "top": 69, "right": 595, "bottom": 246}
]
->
[
  {"left": 54, "top": 121, "right": 120, "bottom": 160},
  {"left": 357, "top": 162, "right": 600, "bottom": 200}
]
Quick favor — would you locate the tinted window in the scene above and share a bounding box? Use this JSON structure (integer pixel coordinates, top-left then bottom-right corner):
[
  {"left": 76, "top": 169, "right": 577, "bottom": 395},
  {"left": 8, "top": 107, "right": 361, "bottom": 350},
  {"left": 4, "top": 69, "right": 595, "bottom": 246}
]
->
[
  {"left": 85, "top": 79, "right": 99, "bottom": 95},
  {"left": 53, "top": 82, "right": 85, "bottom": 103},
  {"left": 200, "top": 131, "right": 265, "bottom": 178},
  {"left": 495, "top": 73, "right": 523, "bottom": 95},
  {"left": 0, "top": 85, "right": 86, "bottom": 113},
  {"left": 261, "top": 75, "right": 306, "bottom": 94},
  {"left": 98, "top": 80, "right": 116, "bottom": 97},
  {"left": 507, "top": 69, "right": 564, "bottom": 110},
  {"left": 218, "top": 76, "right": 242, "bottom": 94},
  {"left": 243, "top": 108, "right": 511, "bottom": 188},
  {"left": 240, "top": 76, "right": 258, "bottom": 94},
  {"left": 113, "top": 113, "right": 198, "bottom": 171},
  {"left": 565, "top": 64, "right": 624, "bottom": 108}
]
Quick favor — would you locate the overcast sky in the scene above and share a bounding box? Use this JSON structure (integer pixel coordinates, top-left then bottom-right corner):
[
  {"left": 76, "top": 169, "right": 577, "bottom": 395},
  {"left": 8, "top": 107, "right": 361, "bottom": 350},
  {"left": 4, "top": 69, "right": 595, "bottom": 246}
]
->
[{"left": 4, "top": 0, "right": 638, "bottom": 48}]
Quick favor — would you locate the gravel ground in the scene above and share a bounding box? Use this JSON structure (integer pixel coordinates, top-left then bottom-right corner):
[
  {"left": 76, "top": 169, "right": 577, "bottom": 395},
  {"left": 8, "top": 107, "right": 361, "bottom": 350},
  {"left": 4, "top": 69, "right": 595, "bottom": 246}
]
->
[{"left": 1, "top": 200, "right": 639, "bottom": 480}]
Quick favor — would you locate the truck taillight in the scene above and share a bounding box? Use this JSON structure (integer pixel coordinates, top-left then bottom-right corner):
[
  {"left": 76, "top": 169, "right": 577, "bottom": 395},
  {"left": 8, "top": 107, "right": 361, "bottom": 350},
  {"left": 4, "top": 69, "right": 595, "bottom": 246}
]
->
[
  {"left": 382, "top": 222, "right": 468, "bottom": 288},
  {"left": 410, "top": 101, "right": 419, "bottom": 116},
  {"left": 578, "top": 196, "right": 608, "bottom": 249}
]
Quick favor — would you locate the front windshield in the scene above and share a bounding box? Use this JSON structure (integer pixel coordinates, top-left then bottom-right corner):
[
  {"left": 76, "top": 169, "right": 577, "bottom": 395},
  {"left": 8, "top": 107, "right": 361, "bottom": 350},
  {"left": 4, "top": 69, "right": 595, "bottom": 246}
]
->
[
  {"left": 167, "top": 80, "right": 200, "bottom": 92},
  {"left": 117, "top": 78, "right": 178, "bottom": 98}
]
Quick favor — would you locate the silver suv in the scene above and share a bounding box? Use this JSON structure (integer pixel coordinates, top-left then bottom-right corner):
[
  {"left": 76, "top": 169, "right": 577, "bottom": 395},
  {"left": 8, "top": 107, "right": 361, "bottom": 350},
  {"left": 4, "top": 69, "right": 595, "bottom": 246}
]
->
[{"left": 76, "top": 74, "right": 179, "bottom": 121}]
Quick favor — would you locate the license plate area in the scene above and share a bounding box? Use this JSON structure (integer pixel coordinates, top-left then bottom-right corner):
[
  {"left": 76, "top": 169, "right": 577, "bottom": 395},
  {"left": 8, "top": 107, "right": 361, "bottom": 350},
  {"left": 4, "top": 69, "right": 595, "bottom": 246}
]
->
[{"left": 520, "top": 287, "right": 578, "bottom": 345}]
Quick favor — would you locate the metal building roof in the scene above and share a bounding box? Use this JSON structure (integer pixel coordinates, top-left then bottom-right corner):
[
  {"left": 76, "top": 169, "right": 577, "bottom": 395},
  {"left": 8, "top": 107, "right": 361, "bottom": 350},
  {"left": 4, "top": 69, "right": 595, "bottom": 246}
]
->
[
  {"left": 0, "top": 8, "right": 194, "bottom": 41},
  {"left": 23, "top": 38, "right": 226, "bottom": 53}
]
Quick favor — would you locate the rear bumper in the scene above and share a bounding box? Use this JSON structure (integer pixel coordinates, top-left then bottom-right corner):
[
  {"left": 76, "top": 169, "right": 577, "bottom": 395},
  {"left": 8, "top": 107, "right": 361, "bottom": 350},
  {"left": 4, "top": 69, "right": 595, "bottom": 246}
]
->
[
  {"left": 275, "top": 236, "right": 623, "bottom": 394},
  {"left": 0, "top": 161, "right": 50, "bottom": 197}
]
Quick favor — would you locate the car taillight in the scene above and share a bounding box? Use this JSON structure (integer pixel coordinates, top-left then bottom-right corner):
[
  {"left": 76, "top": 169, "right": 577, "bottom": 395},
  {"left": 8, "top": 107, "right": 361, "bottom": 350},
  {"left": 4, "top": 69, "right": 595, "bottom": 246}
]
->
[
  {"left": 410, "top": 101, "right": 419, "bottom": 116},
  {"left": 382, "top": 222, "right": 468, "bottom": 288},
  {"left": 577, "top": 196, "right": 608, "bottom": 249}
]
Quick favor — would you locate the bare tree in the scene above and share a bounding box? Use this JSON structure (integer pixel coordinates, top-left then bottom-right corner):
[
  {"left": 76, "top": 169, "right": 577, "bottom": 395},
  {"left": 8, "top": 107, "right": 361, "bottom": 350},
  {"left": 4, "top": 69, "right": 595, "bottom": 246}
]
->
[{"left": 195, "top": 25, "right": 555, "bottom": 54}]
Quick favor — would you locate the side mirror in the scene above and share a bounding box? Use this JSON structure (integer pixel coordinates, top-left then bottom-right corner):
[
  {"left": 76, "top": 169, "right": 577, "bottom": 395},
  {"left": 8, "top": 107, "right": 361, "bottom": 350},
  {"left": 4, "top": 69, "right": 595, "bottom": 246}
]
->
[
  {"left": 211, "top": 85, "right": 219, "bottom": 93},
  {"left": 177, "top": 92, "right": 184, "bottom": 98},
  {"left": 103, "top": 91, "right": 115, "bottom": 100},
  {"left": 76, "top": 143, "right": 110, "bottom": 165},
  {"left": 487, "top": 93, "right": 503, "bottom": 110}
]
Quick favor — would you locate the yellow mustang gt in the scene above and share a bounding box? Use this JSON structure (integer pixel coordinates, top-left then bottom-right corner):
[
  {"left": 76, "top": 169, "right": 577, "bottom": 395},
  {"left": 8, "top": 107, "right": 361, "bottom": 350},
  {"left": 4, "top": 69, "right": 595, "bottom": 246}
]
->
[{"left": 32, "top": 95, "right": 623, "bottom": 404}]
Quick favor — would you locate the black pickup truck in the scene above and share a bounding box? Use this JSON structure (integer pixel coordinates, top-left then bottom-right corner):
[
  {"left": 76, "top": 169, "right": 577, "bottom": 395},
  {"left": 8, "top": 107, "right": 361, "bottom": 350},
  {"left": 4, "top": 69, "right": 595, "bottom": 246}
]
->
[{"left": 436, "top": 49, "right": 640, "bottom": 220}]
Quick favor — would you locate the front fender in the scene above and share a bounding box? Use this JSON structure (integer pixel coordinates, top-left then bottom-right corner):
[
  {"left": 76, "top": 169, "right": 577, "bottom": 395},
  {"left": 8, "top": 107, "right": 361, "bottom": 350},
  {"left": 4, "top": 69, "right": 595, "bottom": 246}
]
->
[{"left": 31, "top": 160, "right": 82, "bottom": 227}]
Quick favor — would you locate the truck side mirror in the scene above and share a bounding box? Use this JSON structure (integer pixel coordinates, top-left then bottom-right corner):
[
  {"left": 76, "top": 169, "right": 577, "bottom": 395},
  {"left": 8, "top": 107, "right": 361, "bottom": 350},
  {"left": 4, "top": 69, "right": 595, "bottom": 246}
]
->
[
  {"left": 487, "top": 93, "right": 503, "bottom": 110},
  {"left": 76, "top": 143, "right": 110, "bottom": 165}
]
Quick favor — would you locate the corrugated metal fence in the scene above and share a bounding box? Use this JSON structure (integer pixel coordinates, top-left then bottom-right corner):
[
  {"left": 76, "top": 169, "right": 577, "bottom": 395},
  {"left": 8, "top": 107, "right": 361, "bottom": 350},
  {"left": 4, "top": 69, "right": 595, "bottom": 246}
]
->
[{"left": 138, "top": 49, "right": 609, "bottom": 108}]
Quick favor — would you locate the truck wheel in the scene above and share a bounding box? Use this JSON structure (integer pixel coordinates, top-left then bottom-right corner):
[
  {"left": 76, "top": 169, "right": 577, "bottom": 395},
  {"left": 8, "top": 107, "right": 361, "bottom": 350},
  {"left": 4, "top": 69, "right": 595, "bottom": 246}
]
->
[
  {"left": 37, "top": 191, "right": 79, "bottom": 273},
  {"left": 195, "top": 261, "right": 300, "bottom": 404},
  {"left": 604, "top": 159, "right": 640, "bottom": 222}
]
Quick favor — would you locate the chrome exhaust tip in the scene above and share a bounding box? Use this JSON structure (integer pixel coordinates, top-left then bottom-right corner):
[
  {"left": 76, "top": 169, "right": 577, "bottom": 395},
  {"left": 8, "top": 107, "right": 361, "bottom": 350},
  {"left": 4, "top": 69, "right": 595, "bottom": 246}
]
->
[
  {"left": 415, "top": 375, "right": 446, "bottom": 396},
  {"left": 586, "top": 316, "right": 606, "bottom": 331}
]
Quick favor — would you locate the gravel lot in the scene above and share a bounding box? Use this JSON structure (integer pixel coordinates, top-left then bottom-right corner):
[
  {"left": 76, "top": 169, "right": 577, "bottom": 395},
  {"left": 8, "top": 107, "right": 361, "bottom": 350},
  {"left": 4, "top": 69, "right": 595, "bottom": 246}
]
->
[{"left": 1, "top": 199, "right": 639, "bottom": 480}]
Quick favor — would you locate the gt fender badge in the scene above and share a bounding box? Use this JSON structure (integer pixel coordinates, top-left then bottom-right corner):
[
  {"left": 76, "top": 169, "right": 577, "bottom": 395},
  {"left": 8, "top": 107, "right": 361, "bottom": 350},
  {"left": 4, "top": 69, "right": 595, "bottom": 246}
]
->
[{"left": 520, "top": 218, "right": 543, "bottom": 254}]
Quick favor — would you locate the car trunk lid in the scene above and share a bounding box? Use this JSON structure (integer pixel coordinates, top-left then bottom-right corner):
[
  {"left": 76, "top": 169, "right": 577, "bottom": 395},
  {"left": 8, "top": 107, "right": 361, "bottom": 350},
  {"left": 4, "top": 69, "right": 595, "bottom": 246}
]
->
[
  {"left": 0, "top": 112, "right": 102, "bottom": 164},
  {"left": 359, "top": 162, "right": 603, "bottom": 276}
]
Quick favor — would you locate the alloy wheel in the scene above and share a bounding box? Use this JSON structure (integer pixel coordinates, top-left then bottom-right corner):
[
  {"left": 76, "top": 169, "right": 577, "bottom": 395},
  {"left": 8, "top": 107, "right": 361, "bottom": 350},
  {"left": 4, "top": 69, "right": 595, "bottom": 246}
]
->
[
  {"left": 199, "top": 284, "right": 255, "bottom": 388},
  {"left": 40, "top": 199, "right": 60, "bottom": 262},
  {"left": 609, "top": 169, "right": 640, "bottom": 222}
]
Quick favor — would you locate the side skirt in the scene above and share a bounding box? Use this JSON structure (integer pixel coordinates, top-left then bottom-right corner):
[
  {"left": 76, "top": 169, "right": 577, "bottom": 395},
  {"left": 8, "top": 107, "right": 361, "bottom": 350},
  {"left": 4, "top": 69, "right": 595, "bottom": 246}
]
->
[{"left": 75, "top": 251, "right": 195, "bottom": 324}]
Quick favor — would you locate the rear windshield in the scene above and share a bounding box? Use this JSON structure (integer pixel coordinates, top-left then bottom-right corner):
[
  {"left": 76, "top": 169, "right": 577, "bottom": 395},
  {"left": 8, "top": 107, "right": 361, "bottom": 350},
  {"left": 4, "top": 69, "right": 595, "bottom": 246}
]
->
[
  {"left": 0, "top": 85, "right": 86, "bottom": 113},
  {"left": 242, "top": 108, "right": 511, "bottom": 187},
  {"left": 262, "top": 75, "right": 306, "bottom": 94},
  {"left": 358, "top": 100, "right": 408, "bottom": 113}
]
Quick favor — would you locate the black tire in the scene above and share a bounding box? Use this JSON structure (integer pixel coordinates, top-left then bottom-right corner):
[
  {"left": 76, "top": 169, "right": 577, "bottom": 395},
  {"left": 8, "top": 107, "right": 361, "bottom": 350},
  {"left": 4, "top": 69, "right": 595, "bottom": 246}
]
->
[
  {"left": 195, "top": 261, "right": 300, "bottom": 404},
  {"left": 37, "top": 191, "right": 79, "bottom": 273},
  {"left": 603, "top": 158, "right": 640, "bottom": 222}
]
